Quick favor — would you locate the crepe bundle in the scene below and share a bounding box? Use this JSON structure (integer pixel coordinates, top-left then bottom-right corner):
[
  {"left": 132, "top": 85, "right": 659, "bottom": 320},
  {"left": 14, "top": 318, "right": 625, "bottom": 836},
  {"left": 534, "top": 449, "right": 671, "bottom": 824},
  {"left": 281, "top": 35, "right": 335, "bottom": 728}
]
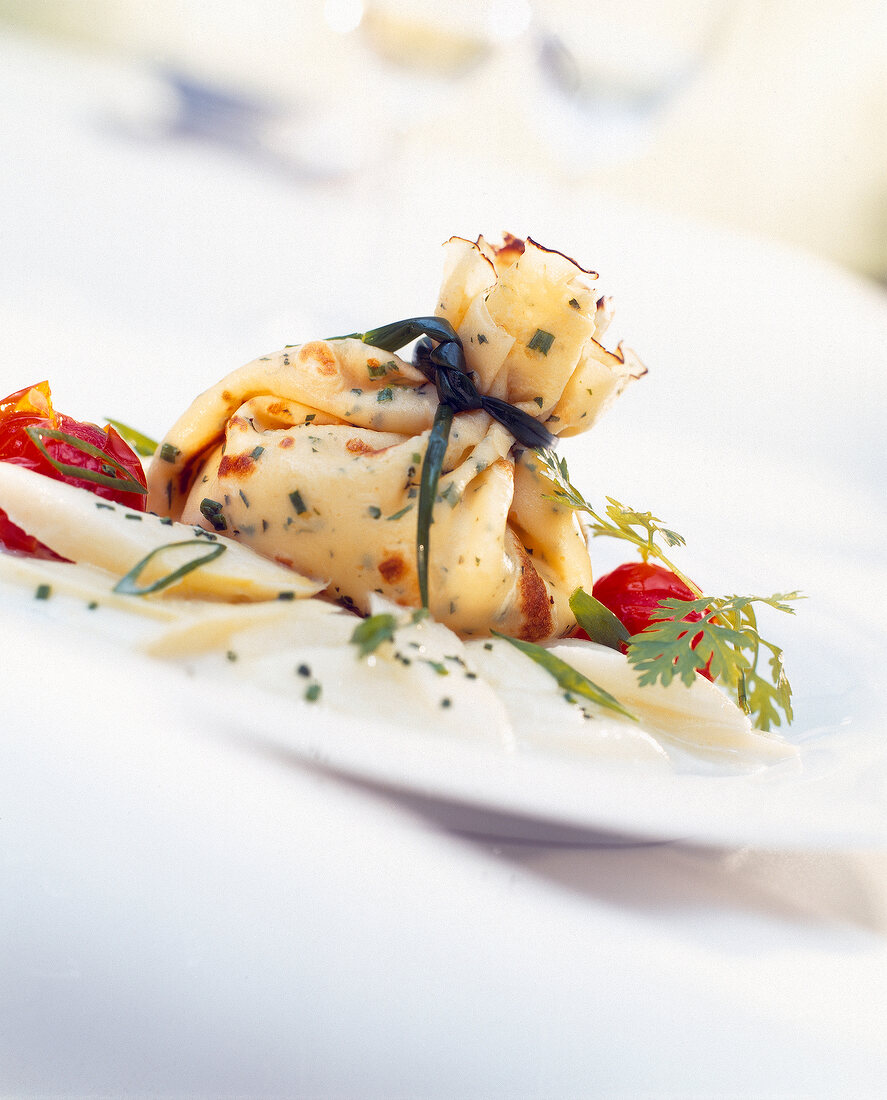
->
[{"left": 147, "top": 236, "right": 644, "bottom": 639}]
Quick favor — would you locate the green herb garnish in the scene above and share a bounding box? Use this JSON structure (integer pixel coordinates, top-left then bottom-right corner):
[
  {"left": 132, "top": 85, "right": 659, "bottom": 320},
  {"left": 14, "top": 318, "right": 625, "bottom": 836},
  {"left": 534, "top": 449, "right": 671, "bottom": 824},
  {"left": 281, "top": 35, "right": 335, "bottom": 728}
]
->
[
  {"left": 105, "top": 419, "right": 159, "bottom": 457},
  {"left": 537, "top": 449, "right": 800, "bottom": 730},
  {"left": 569, "top": 587, "right": 630, "bottom": 652},
  {"left": 627, "top": 593, "right": 801, "bottom": 730},
  {"left": 351, "top": 613, "right": 398, "bottom": 657},
  {"left": 112, "top": 540, "right": 226, "bottom": 596},
  {"left": 159, "top": 442, "right": 181, "bottom": 464},
  {"left": 24, "top": 426, "right": 147, "bottom": 495},
  {"left": 386, "top": 504, "right": 414, "bottom": 521},
  {"left": 199, "top": 498, "right": 227, "bottom": 531},
  {"left": 527, "top": 329, "right": 555, "bottom": 356},
  {"left": 289, "top": 490, "right": 307, "bottom": 515},
  {"left": 536, "top": 449, "right": 693, "bottom": 590},
  {"left": 491, "top": 632, "right": 637, "bottom": 721}
]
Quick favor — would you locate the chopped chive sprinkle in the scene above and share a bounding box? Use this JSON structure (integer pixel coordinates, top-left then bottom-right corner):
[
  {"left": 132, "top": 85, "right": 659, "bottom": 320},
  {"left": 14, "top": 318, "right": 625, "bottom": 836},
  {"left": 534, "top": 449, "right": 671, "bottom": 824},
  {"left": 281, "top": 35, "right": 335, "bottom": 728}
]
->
[
  {"left": 289, "top": 490, "right": 307, "bottom": 514},
  {"left": 367, "top": 505, "right": 382, "bottom": 519},
  {"left": 304, "top": 682, "right": 322, "bottom": 703},
  {"left": 159, "top": 442, "right": 180, "bottom": 463},
  {"left": 35, "top": 584, "right": 51, "bottom": 600},
  {"left": 377, "top": 387, "right": 394, "bottom": 402},
  {"left": 226, "top": 651, "right": 238, "bottom": 662},
  {"left": 297, "top": 664, "right": 311, "bottom": 677},
  {"left": 238, "top": 489, "right": 250, "bottom": 508},
  {"left": 568, "top": 297, "right": 580, "bottom": 309},
  {"left": 199, "top": 498, "right": 227, "bottom": 531},
  {"left": 386, "top": 504, "right": 414, "bottom": 521},
  {"left": 351, "top": 612, "right": 397, "bottom": 656},
  {"left": 159, "top": 516, "right": 173, "bottom": 525},
  {"left": 95, "top": 502, "right": 115, "bottom": 511},
  {"left": 439, "top": 482, "right": 460, "bottom": 507},
  {"left": 477, "top": 333, "right": 488, "bottom": 344},
  {"left": 250, "top": 446, "right": 265, "bottom": 460},
  {"left": 533, "top": 396, "right": 544, "bottom": 408},
  {"left": 277, "top": 591, "right": 296, "bottom": 601},
  {"left": 527, "top": 329, "right": 555, "bottom": 355}
]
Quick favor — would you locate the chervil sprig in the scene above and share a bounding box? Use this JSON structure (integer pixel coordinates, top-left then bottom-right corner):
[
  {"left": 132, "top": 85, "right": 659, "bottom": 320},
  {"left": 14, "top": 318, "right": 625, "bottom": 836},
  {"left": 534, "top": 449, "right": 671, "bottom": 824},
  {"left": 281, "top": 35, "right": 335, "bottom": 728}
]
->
[
  {"left": 535, "top": 449, "right": 698, "bottom": 594},
  {"left": 535, "top": 448, "right": 802, "bottom": 731},
  {"left": 627, "top": 593, "right": 802, "bottom": 730}
]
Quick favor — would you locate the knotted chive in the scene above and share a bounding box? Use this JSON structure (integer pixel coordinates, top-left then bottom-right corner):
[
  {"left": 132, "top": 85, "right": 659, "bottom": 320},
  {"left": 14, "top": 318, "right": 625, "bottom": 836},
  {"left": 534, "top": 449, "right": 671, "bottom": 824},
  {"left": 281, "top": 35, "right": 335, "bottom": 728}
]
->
[
  {"left": 338, "top": 317, "right": 557, "bottom": 450},
  {"left": 329, "top": 315, "right": 561, "bottom": 607},
  {"left": 25, "top": 425, "right": 147, "bottom": 494},
  {"left": 112, "top": 540, "right": 226, "bottom": 596},
  {"left": 339, "top": 315, "right": 458, "bottom": 352},
  {"left": 491, "top": 631, "right": 637, "bottom": 721},
  {"left": 417, "top": 403, "right": 454, "bottom": 608}
]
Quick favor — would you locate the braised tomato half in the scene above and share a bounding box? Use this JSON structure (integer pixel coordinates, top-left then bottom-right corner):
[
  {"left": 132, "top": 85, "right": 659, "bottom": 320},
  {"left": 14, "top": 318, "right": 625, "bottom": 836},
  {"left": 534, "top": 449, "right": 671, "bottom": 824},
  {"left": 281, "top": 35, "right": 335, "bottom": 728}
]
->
[
  {"left": 584, "top": 560, "right": 714, "bottom": 681},
  {"left": 0, "top": 381, "right": 147, "bottom": 558}
]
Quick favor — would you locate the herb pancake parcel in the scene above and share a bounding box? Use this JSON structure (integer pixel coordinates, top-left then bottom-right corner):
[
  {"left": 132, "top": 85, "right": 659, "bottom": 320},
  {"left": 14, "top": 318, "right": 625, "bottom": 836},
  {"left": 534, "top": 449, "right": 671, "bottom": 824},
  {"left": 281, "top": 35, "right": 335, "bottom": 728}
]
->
[{"left": 148, "top": 236, "right": 644, "bottom": 639}]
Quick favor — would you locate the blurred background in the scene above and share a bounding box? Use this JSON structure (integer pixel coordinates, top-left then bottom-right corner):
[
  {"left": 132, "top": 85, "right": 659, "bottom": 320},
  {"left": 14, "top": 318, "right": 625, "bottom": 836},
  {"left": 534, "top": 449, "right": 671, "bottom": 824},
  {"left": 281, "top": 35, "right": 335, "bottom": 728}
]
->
[
  {"left": 0, "top": 0, "right": 885, "bottom": 447},
  {"left": 1, "top": 0, "right": 884, "bottom": 276}
]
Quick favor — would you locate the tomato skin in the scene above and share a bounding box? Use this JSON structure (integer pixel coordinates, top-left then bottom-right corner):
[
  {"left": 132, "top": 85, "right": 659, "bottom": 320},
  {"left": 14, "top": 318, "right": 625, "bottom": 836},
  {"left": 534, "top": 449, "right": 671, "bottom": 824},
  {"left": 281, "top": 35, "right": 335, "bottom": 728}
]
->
[
  {"left": 0, "top": 382, "right": 147, "bottom": 558},
  {"left": 583, "top": 560, "right": 714, "bottom": 681}
]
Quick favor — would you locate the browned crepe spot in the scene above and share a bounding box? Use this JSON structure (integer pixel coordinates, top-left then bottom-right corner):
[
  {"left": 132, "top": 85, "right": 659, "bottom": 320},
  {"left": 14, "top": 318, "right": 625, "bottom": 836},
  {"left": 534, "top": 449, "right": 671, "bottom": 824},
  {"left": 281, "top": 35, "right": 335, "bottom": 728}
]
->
[
  {"left": 515, "top": 542, "right": 553, "bottom": 641},
  {"left": 346, "top": 437, "right": 375, "bottom": 455},
  {"left": 378, "top": 553, "right": 408, "bottom": 584},
  {"left": 299, "top": 341, "right": 337, "bottom": 375},
  {"left": 218, "top": 453, "right": 257, "bottom": 479}
]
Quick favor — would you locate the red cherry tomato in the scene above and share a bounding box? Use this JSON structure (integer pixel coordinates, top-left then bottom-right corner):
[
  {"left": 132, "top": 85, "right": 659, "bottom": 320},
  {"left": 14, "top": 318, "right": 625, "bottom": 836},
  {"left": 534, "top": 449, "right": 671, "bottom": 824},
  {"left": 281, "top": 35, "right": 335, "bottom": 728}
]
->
[
  {"left": 0, "top": 381, "right": 147, "bottom": 558},
  {"left": 583, "top": 560, "right": 714, "bottom": 681}
]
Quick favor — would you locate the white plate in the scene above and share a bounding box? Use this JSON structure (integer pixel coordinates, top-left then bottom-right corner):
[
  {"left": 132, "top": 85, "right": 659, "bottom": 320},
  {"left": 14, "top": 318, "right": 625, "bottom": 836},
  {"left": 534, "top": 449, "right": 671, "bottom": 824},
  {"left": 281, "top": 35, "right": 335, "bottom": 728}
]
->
[
  {"left": 1, "top": 84, "right": 886, "bottom": 848},
  {"left": 4, "top": 244, "right": 887, "bottom": 850},
  {"left": 4, "top": 408, "right": 885, "bottom": 851}
]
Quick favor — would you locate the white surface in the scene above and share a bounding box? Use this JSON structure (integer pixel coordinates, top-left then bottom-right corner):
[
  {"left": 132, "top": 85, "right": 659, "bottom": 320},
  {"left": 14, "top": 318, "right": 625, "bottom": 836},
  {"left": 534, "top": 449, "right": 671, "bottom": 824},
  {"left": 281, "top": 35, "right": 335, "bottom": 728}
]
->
[{"left": 1, "top": 32, "right": 886, "bottom": 1098}]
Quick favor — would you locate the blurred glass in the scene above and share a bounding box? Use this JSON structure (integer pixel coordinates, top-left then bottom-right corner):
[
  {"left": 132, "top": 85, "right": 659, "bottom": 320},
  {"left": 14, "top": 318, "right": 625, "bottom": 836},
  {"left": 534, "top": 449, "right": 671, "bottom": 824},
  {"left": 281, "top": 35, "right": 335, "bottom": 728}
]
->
[
  {"left": 532, "top": 0, "right": 731, "bottom": 164},
  {"left": 358, "top": 0, "right": 531, "bottom": 75}
]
